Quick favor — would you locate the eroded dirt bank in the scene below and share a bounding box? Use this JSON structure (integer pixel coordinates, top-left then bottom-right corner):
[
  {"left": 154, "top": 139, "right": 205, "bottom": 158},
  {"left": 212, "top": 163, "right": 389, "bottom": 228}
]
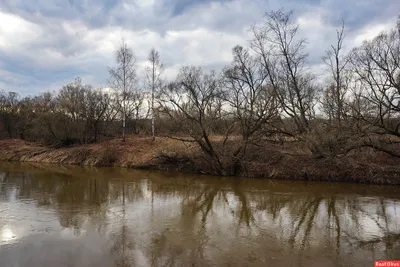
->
[{"left": 0, "top": 138, "right": 399, "bottom": 185}]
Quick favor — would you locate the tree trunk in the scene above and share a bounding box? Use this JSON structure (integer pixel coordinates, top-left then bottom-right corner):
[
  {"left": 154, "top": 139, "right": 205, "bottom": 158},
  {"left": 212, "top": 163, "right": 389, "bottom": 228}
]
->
[{"left": 122, "top": 115, "right": 126, "bottom": 142}]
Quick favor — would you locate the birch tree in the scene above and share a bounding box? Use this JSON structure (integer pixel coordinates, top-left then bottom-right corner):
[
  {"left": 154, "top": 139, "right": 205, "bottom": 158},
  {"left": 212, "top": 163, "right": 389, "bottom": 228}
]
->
[
  {"left": 145, "top": 48, "right": 163, "bottom": 141},
  {"left": 109, "top": 40, "right": 138, "bottom": 142}
]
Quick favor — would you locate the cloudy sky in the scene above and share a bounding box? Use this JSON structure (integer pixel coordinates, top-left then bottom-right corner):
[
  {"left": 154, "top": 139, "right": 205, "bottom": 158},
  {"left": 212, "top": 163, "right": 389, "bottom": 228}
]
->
[{"left": 0, "top": 0, "right": 399, "bottom": 96}]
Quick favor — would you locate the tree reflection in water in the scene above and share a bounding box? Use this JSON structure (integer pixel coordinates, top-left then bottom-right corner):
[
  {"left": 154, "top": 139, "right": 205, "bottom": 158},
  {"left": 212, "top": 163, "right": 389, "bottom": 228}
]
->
[{"left": 0, "top": 163, "right": 399, "bottom": 266}]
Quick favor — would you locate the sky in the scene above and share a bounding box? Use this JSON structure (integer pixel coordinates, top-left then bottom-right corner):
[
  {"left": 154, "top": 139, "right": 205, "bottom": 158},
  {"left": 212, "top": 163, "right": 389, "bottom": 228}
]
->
[{"left": 0, "top": 0, "right": 399, "bottom": 96}]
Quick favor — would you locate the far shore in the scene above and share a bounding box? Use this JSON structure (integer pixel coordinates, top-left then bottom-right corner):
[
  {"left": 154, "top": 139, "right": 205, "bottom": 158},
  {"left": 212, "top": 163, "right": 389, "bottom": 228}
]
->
[{"left": 0, "top": 137, "right": 399, "bottom": 186}]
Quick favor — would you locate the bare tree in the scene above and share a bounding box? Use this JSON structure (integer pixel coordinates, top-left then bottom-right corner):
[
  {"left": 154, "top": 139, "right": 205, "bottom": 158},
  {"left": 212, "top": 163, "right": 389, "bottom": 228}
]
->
[
  {"left": 322, "top": 21, "right": 350, "bottom": 123},
  {"left": 159, "top": 66, "right": 227, "bottom": 175},
  {"left": 0, "top": 91, "right": 20, "bottom": 138},
  {"left": 251, "top": 9, "right": 318, "bottom": 135},
  {"left": 84, "top": 88, "right": 113, "bottom": 142},
  {"left": 350, "top": 19, "right": 400, "bottom": 157},
  {"left": 145, "top": 48, "right": 163, "bottom": 141},
  {"left": 57, "top": 78, "right": 111, "bottom": 143},
  {"left": 109, "top": 40, "right": 138, "bottom": 142},
  {"left": 223, "top": 45, "right": 278, "bottom": 173},
  {"left": 58, "top": 78, "right": 86, "bottom": 122}
]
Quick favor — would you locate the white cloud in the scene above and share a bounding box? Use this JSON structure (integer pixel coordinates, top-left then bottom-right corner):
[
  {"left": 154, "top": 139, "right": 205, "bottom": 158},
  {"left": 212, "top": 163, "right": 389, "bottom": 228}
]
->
[
  {"left": 0, "top": 0, "right": 399, "bottom": 95},
  {"left": 352, "top": 21, "right": 396, "bottom": 46},
  {"left": 0, "top": 12, "right": 43, "bottom": 49}
]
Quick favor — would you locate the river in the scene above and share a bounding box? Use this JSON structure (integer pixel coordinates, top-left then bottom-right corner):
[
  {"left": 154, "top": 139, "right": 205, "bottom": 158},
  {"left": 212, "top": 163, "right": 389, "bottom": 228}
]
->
[{"left": 0, "top": 162, "right": 399, "bottom": 266}]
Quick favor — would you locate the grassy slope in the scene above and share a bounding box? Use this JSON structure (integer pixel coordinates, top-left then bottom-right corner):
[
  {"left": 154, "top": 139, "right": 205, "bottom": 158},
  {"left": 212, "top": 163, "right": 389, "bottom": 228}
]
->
[
  {"left": 0, "top": 137, "right": 399, "bottom": 185},
  {"left": 0, "top": 137, "right": 197, "bottom": 170}
]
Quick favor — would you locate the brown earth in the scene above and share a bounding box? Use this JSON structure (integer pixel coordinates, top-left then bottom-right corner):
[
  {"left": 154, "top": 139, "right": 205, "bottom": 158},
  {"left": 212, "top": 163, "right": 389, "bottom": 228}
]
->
[
  {"left": 0, "top": 137, "right": 399, "bottom": 185},
  {"left": 0, "top": 137, "right": 198, "bottom": 171}
]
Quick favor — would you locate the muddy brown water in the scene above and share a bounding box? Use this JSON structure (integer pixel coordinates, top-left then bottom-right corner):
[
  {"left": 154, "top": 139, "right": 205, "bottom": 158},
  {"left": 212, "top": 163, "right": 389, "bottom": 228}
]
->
[{"left": 0, "top": 162, "right": 399, "bottom": 267}]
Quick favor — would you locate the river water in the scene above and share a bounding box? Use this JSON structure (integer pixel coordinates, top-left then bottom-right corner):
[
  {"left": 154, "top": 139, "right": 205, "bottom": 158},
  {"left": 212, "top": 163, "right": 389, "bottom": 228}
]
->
[{"left": 0, "top": 162, "right": 399, "bottom": 267}]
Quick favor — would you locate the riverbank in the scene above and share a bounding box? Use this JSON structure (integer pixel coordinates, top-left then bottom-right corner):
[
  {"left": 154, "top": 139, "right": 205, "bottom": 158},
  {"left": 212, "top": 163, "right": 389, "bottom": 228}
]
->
[{"left": 0, "top": 138, "right": 399, "bottom": 185}]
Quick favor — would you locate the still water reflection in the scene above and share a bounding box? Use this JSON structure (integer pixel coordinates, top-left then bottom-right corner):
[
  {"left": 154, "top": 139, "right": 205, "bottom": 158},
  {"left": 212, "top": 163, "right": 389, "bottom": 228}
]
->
[{"left": 0, "top": 162, "right": 399, "bottom": 266}]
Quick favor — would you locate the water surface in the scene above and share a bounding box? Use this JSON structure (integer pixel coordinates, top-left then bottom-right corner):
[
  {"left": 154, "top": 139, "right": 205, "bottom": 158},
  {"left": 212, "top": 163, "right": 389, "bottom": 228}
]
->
[{"left": 0, "top": 162, "right": 399, "bottom": 266}]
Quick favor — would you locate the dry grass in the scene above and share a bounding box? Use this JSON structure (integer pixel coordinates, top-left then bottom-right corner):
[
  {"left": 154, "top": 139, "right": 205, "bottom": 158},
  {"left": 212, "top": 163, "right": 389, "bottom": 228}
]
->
[
  {"left": 0, "top": 136, "right": 197, "bottom": 167},
  {"left": 0, "top": 137, "right": 400, "bottom": 185}
]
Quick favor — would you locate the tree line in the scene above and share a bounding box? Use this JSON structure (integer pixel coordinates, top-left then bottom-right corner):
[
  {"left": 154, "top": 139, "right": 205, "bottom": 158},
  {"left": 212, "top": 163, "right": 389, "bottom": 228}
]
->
[{"left": 1, "top": 10, "right": 400, "bottom": 175}]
